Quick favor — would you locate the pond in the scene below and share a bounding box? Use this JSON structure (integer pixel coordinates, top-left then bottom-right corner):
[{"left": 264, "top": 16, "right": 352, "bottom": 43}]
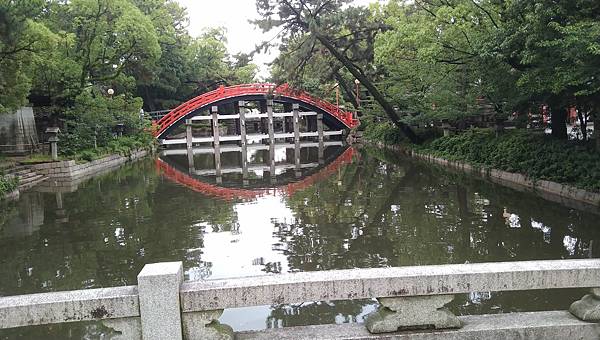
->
[{"left": 1, "top": 144, "right": 599, "bottom": 338}]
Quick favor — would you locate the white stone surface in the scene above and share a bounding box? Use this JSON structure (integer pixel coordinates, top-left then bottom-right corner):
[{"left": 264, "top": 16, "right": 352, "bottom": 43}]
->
[
  {"left": 103, "top": 317, "right": 142, "bottom": 340},
  {"left": 182, "top": 310, "right": 234, "bottom": 340},
  {"left": 236, "top": 311, "right": 600, "bottom": 340},
  {"left": 138, "top": 261, "right": 184, "bottom": 340},
  {"left": 181, "top": 259, "right": 600, "bottom": 311},
  {"left": 0, "top": 286, "right": 138, "bottom": 329},
  {"left": 365, "top": 295, "right": 461, "bottom": 333}
]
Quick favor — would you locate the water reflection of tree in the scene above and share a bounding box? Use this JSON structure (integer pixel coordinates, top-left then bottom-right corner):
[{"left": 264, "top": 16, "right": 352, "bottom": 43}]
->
[
  {"left": 0, "top": 159, "right": 239, "bottom": 296},
  {"left": 267, "top": 147, "right": 600, "bottom": 324},
  {"left": 267, "top": 300, "right": 375, "bottom": 329}
]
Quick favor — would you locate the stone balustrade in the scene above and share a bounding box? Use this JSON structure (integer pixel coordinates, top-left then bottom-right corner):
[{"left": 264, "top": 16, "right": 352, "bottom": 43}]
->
[{"left": 1, "top": 259, "right": 600, "bottom": 339}]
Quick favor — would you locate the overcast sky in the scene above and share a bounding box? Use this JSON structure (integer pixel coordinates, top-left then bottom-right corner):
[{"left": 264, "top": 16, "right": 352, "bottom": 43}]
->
[{"left": 175, "top": 0, "right": 385, "bottom": 78}]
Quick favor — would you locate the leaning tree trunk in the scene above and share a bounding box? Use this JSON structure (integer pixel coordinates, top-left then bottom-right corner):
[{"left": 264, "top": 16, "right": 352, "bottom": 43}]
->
[{"left": 313, "top": 32, "right": 421, "bottom": 144}]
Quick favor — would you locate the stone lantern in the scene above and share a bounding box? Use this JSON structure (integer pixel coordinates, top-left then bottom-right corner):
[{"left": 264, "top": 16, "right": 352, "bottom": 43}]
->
[
  {"left": 45, "top": 127, "right": 60, "bottom": 161},
  {"left": 115, "top": 123, "right": 125, "bottom": 137}
]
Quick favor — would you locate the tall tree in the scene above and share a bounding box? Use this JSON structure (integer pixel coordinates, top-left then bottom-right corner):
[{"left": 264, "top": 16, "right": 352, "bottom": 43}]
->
[
  {"left": 254, "top": 0, "right": 420, "bottom": 143},
  {"left": 496, "top": 0, "right": 600, "bottom": 139},
  {"left": 0, "top": 0, "right": 54, "bottom": 111}
]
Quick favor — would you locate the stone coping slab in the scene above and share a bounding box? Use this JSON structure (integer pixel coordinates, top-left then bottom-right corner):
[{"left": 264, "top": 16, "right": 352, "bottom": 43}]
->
[
  {"left": 236, "top": 310, "right": 600, "bottom": 339},
  {"left": 180, "top": 259, "right": 600, "bottom": 311},
  {"left": 0, "top": 286, "right": 139, "bottom": 329}
]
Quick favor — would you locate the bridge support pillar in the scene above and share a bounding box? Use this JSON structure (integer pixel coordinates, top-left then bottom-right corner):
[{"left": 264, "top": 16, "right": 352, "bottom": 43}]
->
[
  {"left": 269, "top": 142, "right": 276, "bottom": 183},
  {"left": 187, "top": 147, "right": 195, "bottom": 174},
  {"left": 295, "top": 138, "right": 301, "bottom": 178},
  {"left": 239, "top": 101, "right": 248, "bottom": 181},
  {"left": 267, "top": 99, "right": 275, "bottom": 144},
  {"left": 185, "top": 119, "right": 193, "bottom": 149},
  {"left": 365, "top": 295, "right": 461, "bottom": 334},
  {"left": 212, "top": 106, "right": 222, "bottom": 183},
  {"left": 317, "top": 113, "right": 324, "bottom": 164}
]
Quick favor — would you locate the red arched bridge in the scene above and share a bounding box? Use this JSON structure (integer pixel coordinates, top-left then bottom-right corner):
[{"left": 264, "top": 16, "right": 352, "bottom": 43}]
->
[{"left": 152, "top": 83, "right": 360, "bottom": 141}]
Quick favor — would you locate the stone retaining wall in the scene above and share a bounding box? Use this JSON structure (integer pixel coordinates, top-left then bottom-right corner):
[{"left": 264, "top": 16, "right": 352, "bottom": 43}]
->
[
  {"left": 371, "top": 141, "right": 600, "bottom": 209},
  {"left": 31, "top": 149, "right": 148, "bottom": 184}
]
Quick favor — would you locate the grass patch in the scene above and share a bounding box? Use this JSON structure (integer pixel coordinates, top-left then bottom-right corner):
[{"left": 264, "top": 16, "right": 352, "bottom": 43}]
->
[{"left": 20, "top": 154, "right": 58, "bottom": 164}]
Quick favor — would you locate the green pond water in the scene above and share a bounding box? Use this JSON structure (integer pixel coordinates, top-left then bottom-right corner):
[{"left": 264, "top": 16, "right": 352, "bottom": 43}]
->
[{"left": 1, "top": 144, "right": 599, "bottom": 338}]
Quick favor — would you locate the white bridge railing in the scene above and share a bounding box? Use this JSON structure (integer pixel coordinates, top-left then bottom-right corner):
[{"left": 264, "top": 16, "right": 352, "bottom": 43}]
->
[{"left": 1, "top": 259, "right": 600, "bottom": 339}]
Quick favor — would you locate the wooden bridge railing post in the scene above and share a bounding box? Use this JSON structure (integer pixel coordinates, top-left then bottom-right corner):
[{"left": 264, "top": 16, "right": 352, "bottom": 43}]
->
[
  {"left": 267, "top": 99, "right": 275, "bottom": 144},
  {"left": 292, "top": 104, "right": 301, "bottom": 178},
  {"left": 185, "top": 119, "right": 193, "bottom": 150},
  {"left": 317, "top": 113, "right": 324, "bottom": 164},
  {"left": 293, "top": 104, "right": 300, "bottom": 144}
]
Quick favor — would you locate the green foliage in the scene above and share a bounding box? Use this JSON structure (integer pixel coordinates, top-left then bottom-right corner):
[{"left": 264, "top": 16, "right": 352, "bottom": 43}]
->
[
  {"left": 363, "top": 118, "right": 441, "bottom": 144},
  {"left": 0, "top": 0, "right": 56, "bottom": 112},
  {"left": 0, "top": 175, "right": 18, "bottom": 198},
  {"left": 416, "top": 129, "right": 600, "bottom": 192},
  {"left": 370, "top": 0, "right": 600, "bottom": 133},
  {"left": 363, "top": 121, "right": 406, "bottom": 144},
  {"left": 72, "top": 134, "right": 153, "bottom": 162},
  {"left": 59, "top": 91, "right": 148, "bottom": 156},
  {"left": 19, "top": 154, "right": 56, "bottom": 164},
  {"left": 3, "top": 0, "right": 259, "bottom": 118}
]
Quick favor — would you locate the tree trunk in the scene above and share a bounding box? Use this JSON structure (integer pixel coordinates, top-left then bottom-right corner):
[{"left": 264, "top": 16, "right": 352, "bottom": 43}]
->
[
  {"left": 550, "top": 105, "right": 568, "bottom": 140},
  {"left": 577, "top": 110, "right": 587, "bottom": 141},
  {"left": 313, "top": 32, "right": 421, "bottom": 143}
]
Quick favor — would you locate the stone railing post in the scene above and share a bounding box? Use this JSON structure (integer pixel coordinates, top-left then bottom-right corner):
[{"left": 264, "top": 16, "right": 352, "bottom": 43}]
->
[{"left": 138, "top": 262, "right": 184, "bottom": 340}]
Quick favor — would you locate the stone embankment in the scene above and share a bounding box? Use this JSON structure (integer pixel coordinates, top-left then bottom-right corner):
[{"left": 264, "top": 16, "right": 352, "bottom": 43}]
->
[
  {"left": 370, "top": 141, "right": 600, "bottom": 210},
  {"left": 31, "top": 149, "right": 148, "bottom": 182},
  {"left": 1, "top": 164, "right": 47, "bottom": 201},
  {"left": 1, "top": 149, "right": 148, "bottom": 200}
]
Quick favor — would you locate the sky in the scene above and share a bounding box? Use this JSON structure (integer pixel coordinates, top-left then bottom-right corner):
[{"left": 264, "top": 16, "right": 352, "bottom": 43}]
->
[{"left": 175, "top": 0, "right": 386, "bottom": 78}]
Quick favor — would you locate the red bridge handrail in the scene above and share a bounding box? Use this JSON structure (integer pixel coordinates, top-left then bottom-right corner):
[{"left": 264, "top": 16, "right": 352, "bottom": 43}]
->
[{"left": 154, "top": 83, "right": 360, "bottom": 138}]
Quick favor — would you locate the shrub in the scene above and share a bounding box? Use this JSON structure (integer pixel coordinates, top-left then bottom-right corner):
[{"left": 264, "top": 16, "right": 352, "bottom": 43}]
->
[
  {"left": 416, "top": 129, "right": 600, "bottom": 192},
  {"left": 0, "top": 174, "right": 18, "bottom": 197},
  {"left": 59, "top": 91, "right": 149, "bottom": 156}
]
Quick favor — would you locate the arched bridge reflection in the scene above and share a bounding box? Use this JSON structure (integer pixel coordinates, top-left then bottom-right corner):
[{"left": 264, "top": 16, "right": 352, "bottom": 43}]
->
[{"left": 156, "top": 146, "right": 357, "bottom": 201}]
